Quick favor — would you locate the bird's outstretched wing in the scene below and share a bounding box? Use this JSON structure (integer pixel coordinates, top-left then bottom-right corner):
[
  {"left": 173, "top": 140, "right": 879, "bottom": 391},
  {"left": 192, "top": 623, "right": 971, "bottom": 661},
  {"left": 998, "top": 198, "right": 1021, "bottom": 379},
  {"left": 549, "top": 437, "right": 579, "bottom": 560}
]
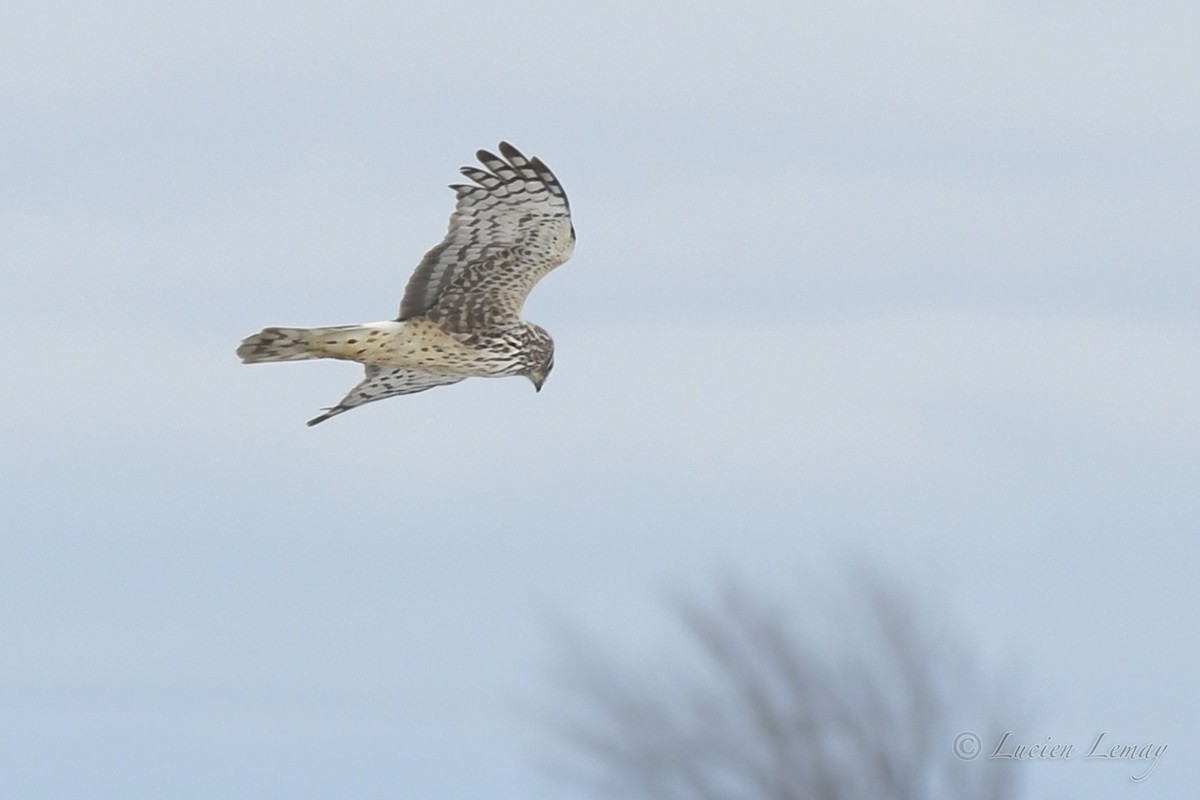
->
[
  {"left": 398, "top": 142, "right": 574, "bottom": 333},
  {"left": 307, "top": 366, "right": 465, "bottom": 426}
]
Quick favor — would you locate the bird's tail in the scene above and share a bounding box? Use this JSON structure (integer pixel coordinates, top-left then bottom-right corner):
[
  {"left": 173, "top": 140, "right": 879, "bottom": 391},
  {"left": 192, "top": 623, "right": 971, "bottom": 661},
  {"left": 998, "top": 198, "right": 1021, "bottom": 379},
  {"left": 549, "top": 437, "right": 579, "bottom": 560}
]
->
[{"left": 237, "top": 325, "right": 363, "bottom": 364}]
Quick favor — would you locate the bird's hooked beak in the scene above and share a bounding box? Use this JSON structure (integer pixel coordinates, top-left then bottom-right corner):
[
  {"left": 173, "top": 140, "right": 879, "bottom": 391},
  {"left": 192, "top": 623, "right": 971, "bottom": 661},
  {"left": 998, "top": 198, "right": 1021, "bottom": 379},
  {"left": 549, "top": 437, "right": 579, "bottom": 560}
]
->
[{"left": 531, "top": 373, "right": 546, "bottom": 392}]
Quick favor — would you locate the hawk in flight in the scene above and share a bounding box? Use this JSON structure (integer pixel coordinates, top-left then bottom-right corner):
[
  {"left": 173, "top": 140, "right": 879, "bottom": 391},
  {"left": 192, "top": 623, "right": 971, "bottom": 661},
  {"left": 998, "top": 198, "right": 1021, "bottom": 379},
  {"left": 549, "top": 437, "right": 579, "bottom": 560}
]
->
[{"left": 237, "top": 142, "right": 575, "bottom": 426}]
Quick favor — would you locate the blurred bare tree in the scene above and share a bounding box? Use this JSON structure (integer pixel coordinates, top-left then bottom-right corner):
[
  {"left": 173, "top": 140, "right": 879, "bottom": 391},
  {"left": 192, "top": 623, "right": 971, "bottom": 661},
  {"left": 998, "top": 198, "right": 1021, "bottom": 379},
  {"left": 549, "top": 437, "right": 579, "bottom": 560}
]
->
[{"left": 543, "top": 566, "right": 1019, "bottom": 800}]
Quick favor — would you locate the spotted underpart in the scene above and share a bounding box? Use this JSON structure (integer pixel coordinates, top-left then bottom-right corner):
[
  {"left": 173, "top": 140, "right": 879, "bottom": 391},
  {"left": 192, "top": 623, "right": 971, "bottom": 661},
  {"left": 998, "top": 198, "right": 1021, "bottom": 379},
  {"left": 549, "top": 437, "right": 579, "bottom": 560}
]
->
[{"left": 236, "top": 142, "right": 573, "bottom": 425}]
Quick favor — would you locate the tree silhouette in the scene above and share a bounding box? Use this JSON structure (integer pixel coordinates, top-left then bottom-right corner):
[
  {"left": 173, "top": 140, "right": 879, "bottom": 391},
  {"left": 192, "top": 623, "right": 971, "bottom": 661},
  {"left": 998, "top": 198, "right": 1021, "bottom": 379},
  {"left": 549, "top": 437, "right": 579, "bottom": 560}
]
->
[{"left": 544, "top": 567, "right": 1019, "bottom": 800}]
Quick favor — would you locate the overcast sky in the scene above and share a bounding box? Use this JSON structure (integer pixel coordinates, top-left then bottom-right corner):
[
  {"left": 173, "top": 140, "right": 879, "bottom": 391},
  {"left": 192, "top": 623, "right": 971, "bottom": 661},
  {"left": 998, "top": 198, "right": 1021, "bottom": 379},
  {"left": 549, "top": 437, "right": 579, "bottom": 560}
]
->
[{"left": 2, "top": 2, "right": 1197, "bottom": 798}]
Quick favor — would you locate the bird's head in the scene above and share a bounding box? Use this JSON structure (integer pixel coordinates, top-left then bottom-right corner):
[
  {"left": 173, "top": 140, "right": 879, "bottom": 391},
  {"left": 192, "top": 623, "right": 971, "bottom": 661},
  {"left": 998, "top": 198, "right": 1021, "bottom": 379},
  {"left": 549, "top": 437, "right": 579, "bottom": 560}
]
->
[{"left": 523, "top": 324, "right": 555, "bottom": 392}]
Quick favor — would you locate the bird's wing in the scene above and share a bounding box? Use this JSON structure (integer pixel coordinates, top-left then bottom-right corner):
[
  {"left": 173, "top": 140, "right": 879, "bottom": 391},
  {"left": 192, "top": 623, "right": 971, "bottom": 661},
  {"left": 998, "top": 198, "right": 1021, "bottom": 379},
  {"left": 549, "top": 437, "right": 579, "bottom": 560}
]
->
[
  {"left": 398, "top": 142, "right": 574, "bottom": 332},
  {"left": 306, "top": 366, "right": 464, "bottom": 426}
]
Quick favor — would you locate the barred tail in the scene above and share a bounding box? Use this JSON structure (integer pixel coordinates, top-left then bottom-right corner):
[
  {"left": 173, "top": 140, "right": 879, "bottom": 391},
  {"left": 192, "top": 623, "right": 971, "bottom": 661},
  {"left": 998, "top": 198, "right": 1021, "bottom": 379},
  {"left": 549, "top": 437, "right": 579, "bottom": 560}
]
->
[
  {"left": 239, "top": 320, "right": 409, "bottom": 364},
  {"left": 237, "top": 325, "right": 364, "bottom": 363},
  {"left": 237, "top": 327, "right": 318, "bottom": 363}
]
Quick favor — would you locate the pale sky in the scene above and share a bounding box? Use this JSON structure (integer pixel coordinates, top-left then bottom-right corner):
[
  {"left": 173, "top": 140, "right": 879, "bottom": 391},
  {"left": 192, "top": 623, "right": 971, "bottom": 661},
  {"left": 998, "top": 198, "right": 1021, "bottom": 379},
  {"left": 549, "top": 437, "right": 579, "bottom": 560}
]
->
[{"left": 2, "top": 2, "right": 1198, "bottom": 798}]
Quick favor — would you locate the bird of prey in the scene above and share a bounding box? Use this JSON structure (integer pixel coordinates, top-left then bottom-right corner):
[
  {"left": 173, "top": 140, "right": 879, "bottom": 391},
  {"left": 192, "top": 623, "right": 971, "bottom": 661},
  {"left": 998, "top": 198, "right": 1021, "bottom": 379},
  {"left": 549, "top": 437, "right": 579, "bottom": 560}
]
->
[{"left": 237, "top": 142, "right": 575, "bottom": 426}]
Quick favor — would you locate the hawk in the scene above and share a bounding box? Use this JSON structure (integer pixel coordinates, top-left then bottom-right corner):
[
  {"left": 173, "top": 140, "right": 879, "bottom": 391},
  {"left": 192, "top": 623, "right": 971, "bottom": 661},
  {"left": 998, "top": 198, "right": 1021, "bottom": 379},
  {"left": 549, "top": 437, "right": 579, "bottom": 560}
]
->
[{"left": 237, "top": 142, "right": 575, "bottom": 426}]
